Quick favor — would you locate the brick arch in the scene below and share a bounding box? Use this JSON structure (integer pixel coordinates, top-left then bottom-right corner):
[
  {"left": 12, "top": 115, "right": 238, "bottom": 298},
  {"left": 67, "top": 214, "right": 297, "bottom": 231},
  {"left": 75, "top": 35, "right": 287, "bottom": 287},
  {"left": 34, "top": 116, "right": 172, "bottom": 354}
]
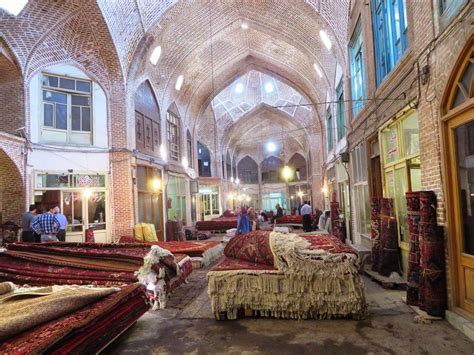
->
[
  {"left": 0, "top": 147, "right": 24, "bottom": 224},
  {"left": 0, "top": 38, "right": 24, "bottom": 134},
  {"left": 288, "top": 153, "right": 308, "bottom": 180}
]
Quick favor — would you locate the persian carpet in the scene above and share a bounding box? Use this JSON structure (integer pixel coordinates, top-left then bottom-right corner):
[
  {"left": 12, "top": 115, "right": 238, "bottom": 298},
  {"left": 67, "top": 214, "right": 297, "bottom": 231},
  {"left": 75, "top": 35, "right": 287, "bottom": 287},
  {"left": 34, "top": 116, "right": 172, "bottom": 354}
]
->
[
  {"left": 371, "top": 197, "right": 382, "bottom": 272},
  {"left": 406, "top": 191, "right": 421, "bottom": 306}
]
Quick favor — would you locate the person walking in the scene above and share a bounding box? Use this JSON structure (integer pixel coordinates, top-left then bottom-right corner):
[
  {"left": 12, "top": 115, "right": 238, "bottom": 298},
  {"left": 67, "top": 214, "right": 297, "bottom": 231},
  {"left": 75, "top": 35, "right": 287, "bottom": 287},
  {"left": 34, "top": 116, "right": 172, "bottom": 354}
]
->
[
  {"left": 21, "top": 204, "right": 38, "bottom": 242},
  {"left": 236, "top": 207, "right": 250, "bottom": 236},
  {"left": 300, "top": 201, "right": 312, "bottom": 232},
  {"left": 54, "top": 206, "right": 68, "bottom": 242},
  {"left": 32, "top": 205, "right": 60, "bottom": 242}
]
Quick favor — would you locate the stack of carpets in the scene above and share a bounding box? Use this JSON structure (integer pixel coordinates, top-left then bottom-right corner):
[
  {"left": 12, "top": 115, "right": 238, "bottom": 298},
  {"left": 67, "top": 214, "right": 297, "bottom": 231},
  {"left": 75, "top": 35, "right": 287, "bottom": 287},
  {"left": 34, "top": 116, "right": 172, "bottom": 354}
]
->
[
  {"left": 0, "top": 282, "right": 149, "bottom": 353},
  {"left": 377, "top": 198, "right": 401, "bottom": 276},
  {"left": 0, "top": 242, "right": 192, "bottom": 310},
  {"left": 117, "top": 237, "right": 224, "bottom": 268},
  {"left": 418, "top": 191, "right": 446, "bottom": 317},
  {"left": 274, "top": 214, "right": 317, "bottom": 225},
  {"left": 208, "top": 230, "right": 366, "bottom": 320},
  {"left": 370, "top": 197, "right": 382, "bottom": 272},
  {"left": 196, "top": 217, "right": 237, "bottom": 231},
  {"left": 406, "top": 192, "right": 421, "bottom": 305},
  {"left": 330, "top": 198, "right": 345, "bottom": 243},
  {"left": 165, "top": 220, "right": 186, "bottom": 241}
]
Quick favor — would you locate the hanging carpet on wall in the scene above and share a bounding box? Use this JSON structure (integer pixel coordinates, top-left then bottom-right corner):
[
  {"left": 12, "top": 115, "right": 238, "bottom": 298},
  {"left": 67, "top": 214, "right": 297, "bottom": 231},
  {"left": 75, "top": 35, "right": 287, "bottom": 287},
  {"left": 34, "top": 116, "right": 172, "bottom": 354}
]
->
[
  {"left": 418, "top": 191, "right": 446, "bottom": 317},
  {"left": 378, "top": 198, "right": 401, "bottom": 276},
  {"left": 370, "top": 197, "right": 382, "bottom": 272},
  {"left": 406, "top": 191, "right": 421, "bottom": 306}
]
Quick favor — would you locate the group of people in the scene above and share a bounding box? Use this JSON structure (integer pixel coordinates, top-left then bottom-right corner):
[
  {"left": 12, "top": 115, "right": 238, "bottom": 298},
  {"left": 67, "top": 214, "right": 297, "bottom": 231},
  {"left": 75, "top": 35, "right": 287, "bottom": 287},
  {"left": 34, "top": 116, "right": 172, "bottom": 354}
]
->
[{"left": 21, "top": 204, "right": 68, "bottom": 243}]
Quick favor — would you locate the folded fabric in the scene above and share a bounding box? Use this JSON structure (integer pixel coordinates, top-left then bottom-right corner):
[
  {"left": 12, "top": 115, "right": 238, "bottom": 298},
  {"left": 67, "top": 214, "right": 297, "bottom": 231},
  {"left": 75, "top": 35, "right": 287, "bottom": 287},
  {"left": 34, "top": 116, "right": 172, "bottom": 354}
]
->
[
  {"left": 0, "top": 286, "right": 116, "bottom": 341},
  {"left": 134, "top": 223, "right": 158, "bottom": 242},
  {"left": 0, "top": 281, "right": 15, "bottom": 296}
]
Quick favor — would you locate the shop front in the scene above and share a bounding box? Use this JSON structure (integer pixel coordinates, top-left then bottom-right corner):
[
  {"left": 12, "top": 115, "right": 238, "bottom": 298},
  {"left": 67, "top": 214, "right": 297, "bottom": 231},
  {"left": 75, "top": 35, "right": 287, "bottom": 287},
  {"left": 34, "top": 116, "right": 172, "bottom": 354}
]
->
[
  {"left": 34, "top": 172, "right": 109, "bottom": 242},
  {"left": 167, "top": 174, "right": 188, "bottom": 225},
  {"left": 380, "top": 109, "right": 420, "bottom": 274},
  {"left": 199, "top": 185, "right": 220, "bottom": 221}
]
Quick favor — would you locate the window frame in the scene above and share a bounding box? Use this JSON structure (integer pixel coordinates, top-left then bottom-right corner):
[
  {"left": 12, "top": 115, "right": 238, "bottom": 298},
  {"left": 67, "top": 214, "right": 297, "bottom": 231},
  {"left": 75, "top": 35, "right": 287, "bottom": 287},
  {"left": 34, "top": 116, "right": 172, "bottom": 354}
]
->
[
  {"left": 349, "top": 19, "right": 366, "bottom": 117},
  {"left": 336, "top": 80, "right": 345, "bottom": 141},
  {"left": 166, "top": 111, "right": 180, "bottom": 161},
  {"left": 187, "top": 130, "right": 193, "bottom": 168},
  {"left": 326, "top": 107, "right": 334, "bottom": 152},
  {"left": 41, "top": 72, "right": 93, "bottom": 144},
  {"left": 371, "top": 0, "right": 409, "bottom": 86}
]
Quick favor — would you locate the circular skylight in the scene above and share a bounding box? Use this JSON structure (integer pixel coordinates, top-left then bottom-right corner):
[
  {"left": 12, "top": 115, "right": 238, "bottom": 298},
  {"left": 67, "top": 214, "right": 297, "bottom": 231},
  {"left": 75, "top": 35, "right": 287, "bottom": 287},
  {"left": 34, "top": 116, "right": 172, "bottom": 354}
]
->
[
  {"left": 266, "top": 142, "right": 277, "bottom": 152},
  {"left": 241, "top": 23, "right": 249, "bottom": 30},
  {"left": 149, "top": 45, "right": 162, "bottom": 65},
  {"left": 264, "top": 82, "right": 274, "bottom": 93},
  {"left": 235, "top": 82, "right": 244, "bottom": 94},
  {"left": 175, "top": 75, "right": 184, "bottom": 91}
]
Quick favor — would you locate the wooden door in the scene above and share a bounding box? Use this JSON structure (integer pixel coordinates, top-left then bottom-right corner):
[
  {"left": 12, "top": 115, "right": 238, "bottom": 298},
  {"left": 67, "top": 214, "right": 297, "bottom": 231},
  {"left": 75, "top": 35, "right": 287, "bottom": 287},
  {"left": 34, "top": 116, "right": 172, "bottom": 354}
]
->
[{"left": 446, "top": 110, "right": 474, "bottom": 315}]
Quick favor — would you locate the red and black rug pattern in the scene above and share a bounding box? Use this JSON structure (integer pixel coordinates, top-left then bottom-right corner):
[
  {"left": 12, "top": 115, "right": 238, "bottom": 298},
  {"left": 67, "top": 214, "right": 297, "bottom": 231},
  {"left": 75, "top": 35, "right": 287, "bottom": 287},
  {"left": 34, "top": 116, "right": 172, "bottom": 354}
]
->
[{"left": 406, "top": 191, "right": 421, "bottom": 306}]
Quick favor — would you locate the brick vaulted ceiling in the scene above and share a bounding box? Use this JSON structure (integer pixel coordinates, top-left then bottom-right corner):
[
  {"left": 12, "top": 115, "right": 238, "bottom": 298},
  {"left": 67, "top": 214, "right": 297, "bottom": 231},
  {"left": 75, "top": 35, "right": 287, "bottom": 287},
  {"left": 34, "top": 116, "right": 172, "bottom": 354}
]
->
[{"left": 98, "top": 0, "right": 349, "bottom": 125}]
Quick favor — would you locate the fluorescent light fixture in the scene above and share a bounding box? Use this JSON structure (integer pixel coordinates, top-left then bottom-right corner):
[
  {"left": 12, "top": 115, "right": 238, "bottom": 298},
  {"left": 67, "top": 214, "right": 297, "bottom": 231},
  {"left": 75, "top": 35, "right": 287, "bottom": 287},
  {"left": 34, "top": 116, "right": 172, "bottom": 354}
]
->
[
  {"left": 266, "top": 142, "right": 277, "bottom": 152},
  {"left": 149, "top": 45, "right": 162, "bottom": 65},
  {"left": 241, "top": 22, "right": 249, "bottom": 30},
  {"left": 313, "top": 63, "right": 323, "bottom": 78},
  {"left": 175, "top": 75, "right": 184, "bottom": 91},
  {"left": 264, "top": 82, "right": 274, "bottom": 93},
  {"left": 160, "top": 144, "right": 167, "bottom": 161},
  {"left": 235, "top": 82, "right": 244, "bottom": 94},
  {"left": 320, "top": 30, "right": 332, "bottom": 51},
  {"left": 0, "top": 0, "right": 28, "bottom": 16}
]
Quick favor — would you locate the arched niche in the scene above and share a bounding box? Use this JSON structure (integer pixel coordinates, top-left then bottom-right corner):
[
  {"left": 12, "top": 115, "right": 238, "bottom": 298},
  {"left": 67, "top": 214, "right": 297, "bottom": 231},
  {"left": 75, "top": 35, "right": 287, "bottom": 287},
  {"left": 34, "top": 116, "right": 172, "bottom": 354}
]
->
[
  {"left": 288, "top": 153, "right": 307, "bottom": 181},
  {"left": 238, "top": 156, "right": 258, "bottom": 184},
  {"left": 261, "top": 156, "right": 284, "bottom": 184},
  {"left": 198, "top": 141, "right": 211, "bottom": 177}
]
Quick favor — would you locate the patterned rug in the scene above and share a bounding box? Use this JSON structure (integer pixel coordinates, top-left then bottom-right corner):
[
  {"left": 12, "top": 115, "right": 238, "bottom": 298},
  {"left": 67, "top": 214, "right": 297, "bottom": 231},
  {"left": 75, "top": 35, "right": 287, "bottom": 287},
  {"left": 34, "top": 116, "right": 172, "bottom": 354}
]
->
[
  {"left": 208, "top": 231, "right": 366, "bottom": 320},
  {"left": 406, "top": 191, "right": 421, "bottom": 306},
  {"left": 196, "top": 218, "right": 237, "bottom": 231},
  {"left": 0, "top": 284, "right": 149, "bottom": 353},
  {"left": 371, "top": 197, "right": 382, "bottom": 272}
]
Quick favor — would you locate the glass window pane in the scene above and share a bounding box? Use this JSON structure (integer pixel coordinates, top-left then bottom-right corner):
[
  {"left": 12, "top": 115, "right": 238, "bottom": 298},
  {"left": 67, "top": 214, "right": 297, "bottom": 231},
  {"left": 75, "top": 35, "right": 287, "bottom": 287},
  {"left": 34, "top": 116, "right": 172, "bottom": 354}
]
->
[
  {"left": 383, "top": 126, "right": 399, "bottom": 163},
  {"left": 88, "top": 192, "right": 106, "bottom": 229},
  {"left": 60, "top": 77, "right": 75, "bottom": 90},
  {"left": 42, "top": 75, "right": 58, "bottom": 87},
  {"left": 44, "top": 103, "right": 54, "bottom": 127},
  {"left": 455, "top": 121, "right": 474, "bottom": 254},
  {"left": 55, "top": 104, "right": 67, "bottom": 130},
  {"left": 72, "top": 192, "right": 83, "bottom": 232},
  {"left": 137, "top": 166, "right": 147, "bottom": 190},
  {"left": 138, "top": 192, "right": 145, "bottom": 222},
  {"left": 460, "top": 62, "right": 474, "bottom": 96},
  {"left": 153, "top": 197, "right": 161, "bottom": 230},
  {"left": 394, "top": 167, "right": 409, "bottom": 242},
  {"left": 82, "top": 107, "right": 91, "bottom": 131},
  {"left": 403, "top": 112, "right": 419, "bottom": 155},
  {"left": 72, "top": 106, "right": 81, "bottom": 131},
  {"left": 76, "top": 80, "right": 91, "bottom": 93},
  {"left": 145, "top": 194, "right": 152, "bottom": 223},
  {"left": 71, "top": 95, "right": 90, "bottom": 106},
  {"left": 43, "top": 90, "right": 67, "bottom": 104}
]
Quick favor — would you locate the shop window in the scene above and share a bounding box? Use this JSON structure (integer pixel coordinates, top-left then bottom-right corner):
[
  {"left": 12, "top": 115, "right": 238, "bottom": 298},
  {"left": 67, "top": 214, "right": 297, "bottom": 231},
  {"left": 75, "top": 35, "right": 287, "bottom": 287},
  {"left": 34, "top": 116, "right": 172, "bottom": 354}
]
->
[
  {"left": 336, "top": 80, "right": 345, "bottom": 141},
  {"left": 238, "top": 156, "right": 258, "bottom": 184},
  {"left": 371, "top": 0, "right": 409, "bottom": 85},
  {"left": 168, "top": 175, "right": 187, "bottom": 224},
  {"left": 351, "top": 144, "right": 371, "bottom": 235},
  {"left": 167, "top": 111, "right": 180, "bottom": 161},
  {"left": 137, "top": 166, "right": 162, "bottom": 232},
  {"left": 41, "top": 73, "right": 92, "bottom": 145},
  {"left": 88, "top": 192, "right": 106, "bottom": 230},
  {"left": 349, "top": 19, "right": 366, "bottom": 117},
  {"left": 135, "top": 81, "right": 161, "bottom": 157},
  {"left": 326, "top": 107, "right": 333, "bottom": 152},
  {"left": 381, "top": 111, "right": 420, "bottom": 254}
]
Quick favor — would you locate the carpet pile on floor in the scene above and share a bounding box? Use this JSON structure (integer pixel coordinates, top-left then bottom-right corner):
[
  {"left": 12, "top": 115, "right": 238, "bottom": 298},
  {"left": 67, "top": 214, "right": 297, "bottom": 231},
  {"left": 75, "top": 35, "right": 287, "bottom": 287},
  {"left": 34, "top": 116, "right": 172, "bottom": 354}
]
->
[
  {"left": 0, "top": 282, "right": 149, "bottom": 353},
  {"left": 196, "top": 217, "right": 237, "bottom": 231},
  {"left": 208, "top": 231, "right": 366, "bottom": 320}
]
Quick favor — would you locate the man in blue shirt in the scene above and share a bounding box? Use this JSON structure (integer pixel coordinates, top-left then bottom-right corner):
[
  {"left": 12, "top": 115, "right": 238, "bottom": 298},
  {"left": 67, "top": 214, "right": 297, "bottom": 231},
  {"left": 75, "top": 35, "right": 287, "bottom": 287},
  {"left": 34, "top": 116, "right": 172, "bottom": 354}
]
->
[
  {"left": 32, "top": 205, "right": 60, "bottom": 242},
  {"left": 300, "top": 201, "right": 313, "bottom": 232},
  {"left": 54, "top": 206, "right": 68, "bottom": 242}
]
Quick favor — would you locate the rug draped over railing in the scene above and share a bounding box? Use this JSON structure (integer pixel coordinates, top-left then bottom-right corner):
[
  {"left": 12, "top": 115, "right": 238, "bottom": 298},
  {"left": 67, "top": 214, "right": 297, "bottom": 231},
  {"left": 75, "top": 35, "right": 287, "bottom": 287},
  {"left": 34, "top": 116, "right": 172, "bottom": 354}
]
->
[{"left": 406, "top": 192, "right": 421, "bottom": 305}]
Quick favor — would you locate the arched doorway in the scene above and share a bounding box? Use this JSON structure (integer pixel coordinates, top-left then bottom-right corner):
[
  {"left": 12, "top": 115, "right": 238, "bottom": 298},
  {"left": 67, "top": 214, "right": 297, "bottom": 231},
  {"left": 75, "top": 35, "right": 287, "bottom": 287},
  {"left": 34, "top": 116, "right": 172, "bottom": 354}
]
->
[
  {"left": 442, "top": 38, "right": 474, "bottom": 316},
  {"left": 0, "top": 149, "right": 23, "bottom": 225}
]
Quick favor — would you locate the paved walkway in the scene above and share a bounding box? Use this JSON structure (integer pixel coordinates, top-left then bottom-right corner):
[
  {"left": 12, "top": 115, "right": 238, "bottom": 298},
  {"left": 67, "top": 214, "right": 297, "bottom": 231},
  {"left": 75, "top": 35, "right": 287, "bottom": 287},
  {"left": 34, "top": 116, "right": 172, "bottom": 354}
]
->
[{"left": 106, "top": 265, "right": 474, "bottom": 354}]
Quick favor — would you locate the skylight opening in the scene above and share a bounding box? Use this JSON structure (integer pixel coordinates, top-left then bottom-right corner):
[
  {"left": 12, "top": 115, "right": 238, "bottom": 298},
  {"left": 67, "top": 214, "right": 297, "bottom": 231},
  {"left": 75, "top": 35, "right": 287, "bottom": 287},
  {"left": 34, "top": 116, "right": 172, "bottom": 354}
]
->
[
  {"left": 264, "top": 82, "right": 274, "bottom": 93},
  {"left": 235, "top": 82, "right": 244, "bottom": 94},
  {"left": 320, "top": 30, "right": 332, "bottom": 51},
  {"left": 175, "top": 75, "right": 184, "bottom": 91},
  {"left": 266, "top": 142, "right": 277, "bottom": 152},
  {"left": 0, "top": 0, "right": 28, "bottom": 16},
  {"left": 313, "top": 63, "right": 323, "bottom": 78},
  {"left": 241, "top": 22, "right": 249, "bottom": 30},
  {"left": 149, "top": 46, "right": 162, "bottom": 65}
]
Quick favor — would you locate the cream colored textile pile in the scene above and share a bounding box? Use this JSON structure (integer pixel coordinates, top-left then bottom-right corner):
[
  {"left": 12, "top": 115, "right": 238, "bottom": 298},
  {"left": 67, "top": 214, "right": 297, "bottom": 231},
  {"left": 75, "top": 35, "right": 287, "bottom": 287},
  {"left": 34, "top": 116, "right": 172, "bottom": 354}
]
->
[{"left": 208, "top": 232, "right": 366, "bottom": 320}]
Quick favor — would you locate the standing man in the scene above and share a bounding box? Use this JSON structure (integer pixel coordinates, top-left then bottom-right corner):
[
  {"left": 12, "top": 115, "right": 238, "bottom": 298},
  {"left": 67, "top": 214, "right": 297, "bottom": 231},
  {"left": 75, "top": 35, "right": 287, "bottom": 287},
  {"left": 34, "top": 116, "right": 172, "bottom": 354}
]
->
[
  {"left": 32, "top": 205, "right": 60, "bottom": 242},
  {"left": 54, "top": 206, "right": 68, "bottom": 242},
  {"left": 21, "top": 205, "right": 38, "bottom": 242},
  {"left": 300, "top": 201, "right": 312, "bottom": 232},
  {"left": 271, "top": 203, "right": 283, "bottom": 224}
]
